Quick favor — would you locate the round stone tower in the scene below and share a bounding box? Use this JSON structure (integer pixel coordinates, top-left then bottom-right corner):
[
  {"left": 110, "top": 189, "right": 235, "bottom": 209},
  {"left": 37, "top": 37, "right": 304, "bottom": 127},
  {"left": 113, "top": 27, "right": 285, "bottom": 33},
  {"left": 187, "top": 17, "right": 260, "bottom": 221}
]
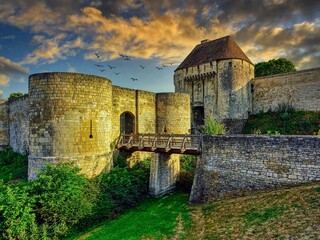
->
[
  {"left": 156, "top": 93, "right": 190, "bottom": 134},
  {"left": 28, "top": 72, "right": 113, "bottom": 179}
]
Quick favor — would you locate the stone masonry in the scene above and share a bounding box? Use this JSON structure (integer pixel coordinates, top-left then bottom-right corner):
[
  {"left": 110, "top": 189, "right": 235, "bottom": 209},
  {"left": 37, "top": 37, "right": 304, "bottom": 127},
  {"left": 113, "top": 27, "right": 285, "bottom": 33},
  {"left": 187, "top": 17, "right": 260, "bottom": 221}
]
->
[
  {"left": 252, "top": 67, "right": 320, "bottom": 113},
  {"left": 190, "top": 135, "right": 320, "bottom": 203}
]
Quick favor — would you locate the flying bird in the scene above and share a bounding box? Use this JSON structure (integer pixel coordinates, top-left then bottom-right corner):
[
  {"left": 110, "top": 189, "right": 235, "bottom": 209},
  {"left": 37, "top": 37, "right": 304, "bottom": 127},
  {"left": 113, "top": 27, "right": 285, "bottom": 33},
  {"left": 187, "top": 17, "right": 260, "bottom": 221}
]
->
[
  {"left": 124, "top": 57, "right": 131, "bottom": 61},
  {"left": 140, "top": 65, "right": 145, "bottom": 69},
  {"left": 130, "top": 77, "right": 138, "bottom": 81},
  {"left": 114, "top": 72, "right": 120, "bottom": 75},
  {"left": 162, "top": 64, "right": 167, "bottom": 68},
  {"left": 120, "top": 54, "right": 129, "bottom": 58},
  {"left": 108, "top": 65, "right": 116, "bottom": 69},
  {"left": 94, "top": 64, "right": 104, "bottom": 67},
  {"left": 99, "top": 69, "right": 106, "bottom": 72},
  {"left": 156, "top": 67, "right": 163, "bottom": 70},
  {"left": 94, "top": 52, "right": 101, "bottom": 58}
]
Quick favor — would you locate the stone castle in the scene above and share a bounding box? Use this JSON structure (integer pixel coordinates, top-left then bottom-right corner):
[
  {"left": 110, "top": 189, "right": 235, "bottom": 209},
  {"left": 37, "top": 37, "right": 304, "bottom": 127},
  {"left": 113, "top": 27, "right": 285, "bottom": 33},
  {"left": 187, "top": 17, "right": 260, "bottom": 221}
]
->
[{"left": 0, "top": 36, "right": 319, "bottom": 200}]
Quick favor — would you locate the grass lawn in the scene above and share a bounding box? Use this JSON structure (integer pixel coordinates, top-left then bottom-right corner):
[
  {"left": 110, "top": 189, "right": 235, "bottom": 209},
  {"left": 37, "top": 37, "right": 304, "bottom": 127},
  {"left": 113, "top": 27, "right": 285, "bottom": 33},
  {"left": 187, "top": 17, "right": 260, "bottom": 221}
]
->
[
  {"left": 72, "top": 183, "right": 320, "bottom": 240},
  {"left": 70, "top": 193, "right": 191, "bottom": 240}
]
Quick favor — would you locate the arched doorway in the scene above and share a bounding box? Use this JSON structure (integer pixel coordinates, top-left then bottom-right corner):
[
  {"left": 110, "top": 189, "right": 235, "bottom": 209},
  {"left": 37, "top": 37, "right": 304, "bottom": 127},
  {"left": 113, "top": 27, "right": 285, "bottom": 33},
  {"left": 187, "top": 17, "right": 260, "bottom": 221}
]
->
[
  {"left": 120, "top": 112, "right": 135, "bottom": 134},
  {"left": 192, "top": 106, "right": 204, "bottom": 131}
]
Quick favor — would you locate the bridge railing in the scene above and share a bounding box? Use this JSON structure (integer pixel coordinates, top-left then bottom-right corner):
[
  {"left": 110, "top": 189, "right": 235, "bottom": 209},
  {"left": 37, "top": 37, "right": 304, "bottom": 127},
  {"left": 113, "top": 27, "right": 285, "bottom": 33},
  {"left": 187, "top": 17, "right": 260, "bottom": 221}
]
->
[{"left": 116, "top": 133, "right": 201, "bottom": 155}]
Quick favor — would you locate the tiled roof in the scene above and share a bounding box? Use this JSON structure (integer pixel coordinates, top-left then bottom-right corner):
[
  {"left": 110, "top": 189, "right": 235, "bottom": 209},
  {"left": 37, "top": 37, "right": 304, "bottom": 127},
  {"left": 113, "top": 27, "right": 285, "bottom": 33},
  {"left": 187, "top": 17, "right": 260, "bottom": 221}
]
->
[{"left": 175, "top": 36, "right": 253, "bottom": 71}]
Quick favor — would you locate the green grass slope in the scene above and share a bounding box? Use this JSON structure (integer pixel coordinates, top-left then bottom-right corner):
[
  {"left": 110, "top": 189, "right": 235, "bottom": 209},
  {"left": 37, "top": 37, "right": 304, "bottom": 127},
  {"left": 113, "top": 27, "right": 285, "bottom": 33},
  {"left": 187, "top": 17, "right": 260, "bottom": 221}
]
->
[
  {"left": 73, "top": 183, "right": 320, "bottom": 240},
  {"left": 244, "top": 111, "right": 320, "bottom": 135},
  {"left": 70, "top": 193, "right": 191, "bottom": 240}
]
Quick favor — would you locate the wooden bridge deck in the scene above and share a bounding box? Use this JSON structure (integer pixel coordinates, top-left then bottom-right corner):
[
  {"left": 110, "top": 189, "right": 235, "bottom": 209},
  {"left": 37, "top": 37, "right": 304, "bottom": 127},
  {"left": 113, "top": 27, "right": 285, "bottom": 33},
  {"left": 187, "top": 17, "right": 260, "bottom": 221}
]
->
[{"left": 116, "top": 133, "right": 202, "bottom": 155}]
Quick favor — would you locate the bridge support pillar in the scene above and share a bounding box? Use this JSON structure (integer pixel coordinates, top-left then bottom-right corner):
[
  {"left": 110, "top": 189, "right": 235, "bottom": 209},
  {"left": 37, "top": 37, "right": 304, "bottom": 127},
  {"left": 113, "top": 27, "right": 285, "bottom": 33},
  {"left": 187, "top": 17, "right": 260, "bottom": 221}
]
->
[{"left": 149, "top": 153, "right": 180, "bottom": 197}]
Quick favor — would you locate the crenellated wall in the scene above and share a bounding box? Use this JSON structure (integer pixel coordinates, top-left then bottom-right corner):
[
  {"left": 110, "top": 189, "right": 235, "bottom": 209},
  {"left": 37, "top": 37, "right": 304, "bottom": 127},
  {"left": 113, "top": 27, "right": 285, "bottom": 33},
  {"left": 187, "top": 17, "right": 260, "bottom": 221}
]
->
[
  {"left": 190, "top": 135, "right": 320, "bottom": 203},
  {"left": 252, "top": 67, "right": 320, "bottom": 113}
]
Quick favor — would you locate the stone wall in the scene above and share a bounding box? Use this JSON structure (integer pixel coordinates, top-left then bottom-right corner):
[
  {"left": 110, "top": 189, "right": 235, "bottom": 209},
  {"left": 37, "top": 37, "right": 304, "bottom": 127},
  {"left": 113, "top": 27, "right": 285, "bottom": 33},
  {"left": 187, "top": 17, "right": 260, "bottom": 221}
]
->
[
  {"left": 8, "top": 95, "right": 29, "bottom": 154},
  {"left": 190, "top": 134, "right": 320, "bottom": 203},
  {"left": 28, "top": 72, "right": 113, "bottom": 179},
  {"left": 0, "top": 101, "right": 9, "bottom": 149},
  {"left": 252, "top": 67, "right": 320, "bottom": 114},
  {"left": 111, "top": 86, "right": 156, "bottom": 139},
  {"left": 111, "top": 86, "right": 156, "bottom": 165}
]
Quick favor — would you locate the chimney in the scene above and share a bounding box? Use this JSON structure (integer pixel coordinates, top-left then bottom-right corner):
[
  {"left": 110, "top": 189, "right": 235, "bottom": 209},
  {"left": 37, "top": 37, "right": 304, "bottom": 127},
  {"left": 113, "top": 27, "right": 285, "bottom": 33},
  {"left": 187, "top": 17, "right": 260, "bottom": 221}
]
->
[{"left": 201, "top": 39, "right": 209, "bottom": 44}]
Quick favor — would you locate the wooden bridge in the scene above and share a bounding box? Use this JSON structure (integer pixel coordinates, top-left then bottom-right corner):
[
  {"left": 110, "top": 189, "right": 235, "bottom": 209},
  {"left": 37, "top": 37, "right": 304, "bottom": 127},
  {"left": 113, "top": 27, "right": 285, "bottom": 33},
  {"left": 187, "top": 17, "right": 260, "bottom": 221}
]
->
[{"left": 116, "top": 133, "right": 202, "bottom": 155}]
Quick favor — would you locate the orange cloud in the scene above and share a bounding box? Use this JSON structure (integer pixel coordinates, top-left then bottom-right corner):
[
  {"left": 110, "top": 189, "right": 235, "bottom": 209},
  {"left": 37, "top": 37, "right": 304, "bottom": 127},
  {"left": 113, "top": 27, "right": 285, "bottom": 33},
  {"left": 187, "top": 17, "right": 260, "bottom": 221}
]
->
[
  {"left": 1, "top": 1, "right": 319, "bottom": 70},
  {"left": 21, "top": 35, "right": 85, "bottom": 64},
  {"left": 71, "top": 7, "right": 232, "bottom": 63},
  {"left": 0, "top": 74, "right": 9, "bottom": 86}
]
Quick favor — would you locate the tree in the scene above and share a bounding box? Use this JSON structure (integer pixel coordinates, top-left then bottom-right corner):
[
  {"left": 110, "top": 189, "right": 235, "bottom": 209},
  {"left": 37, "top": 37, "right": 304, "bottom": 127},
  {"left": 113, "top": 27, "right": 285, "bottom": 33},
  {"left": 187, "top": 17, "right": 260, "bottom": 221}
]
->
[
  {"left": 9, "top": 92, "right": 26, "bottom": 100},
  {"left": 255, "top": 58, "right": 296, "bottom": 77}
]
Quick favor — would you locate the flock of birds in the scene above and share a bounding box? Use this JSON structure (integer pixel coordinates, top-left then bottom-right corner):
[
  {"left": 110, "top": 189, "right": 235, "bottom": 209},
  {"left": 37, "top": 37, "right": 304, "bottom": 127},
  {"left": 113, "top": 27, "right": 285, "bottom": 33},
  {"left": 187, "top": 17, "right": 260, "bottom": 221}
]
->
[{"left": 93, "top": 52, "right": 173, "bottom": 81}]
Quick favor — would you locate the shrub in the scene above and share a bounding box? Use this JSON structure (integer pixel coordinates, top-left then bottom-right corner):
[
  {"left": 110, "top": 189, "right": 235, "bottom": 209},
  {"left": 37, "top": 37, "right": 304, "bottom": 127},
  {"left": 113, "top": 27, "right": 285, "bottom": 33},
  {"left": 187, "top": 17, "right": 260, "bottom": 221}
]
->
[
  {"left": 0, "top": 148, "right": 28, "bottom": 182},
  {"left": 244, "top": 110, "right": 320, "bottom": 135},
  {"left": 0, "top": 152, "right": 152, "bottom": 238},
  {"left": 202, "top": 117, "right": 227, "bottom": 135},
  {"left": 113, "top": 153, "right": 128, "bottom": 168},
  {"left": 99, "top": 167, "right": 149, "bottom": 209},
  {"left": 8, "top": 92, "right": 26, "bottom": 101},
  {"left": 0, "top": 181, "right": 46, "bottom": 240},
  {"left": 30, "top": 163, "right": 96, "bottom": 238}
]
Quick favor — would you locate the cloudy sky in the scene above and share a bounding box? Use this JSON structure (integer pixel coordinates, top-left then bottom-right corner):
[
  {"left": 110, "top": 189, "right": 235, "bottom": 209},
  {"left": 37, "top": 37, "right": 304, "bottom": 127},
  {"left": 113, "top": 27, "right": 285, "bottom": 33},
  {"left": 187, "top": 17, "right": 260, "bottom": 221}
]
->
[{"left": 0, "top": 0, "right": 319, "bottom": 99}]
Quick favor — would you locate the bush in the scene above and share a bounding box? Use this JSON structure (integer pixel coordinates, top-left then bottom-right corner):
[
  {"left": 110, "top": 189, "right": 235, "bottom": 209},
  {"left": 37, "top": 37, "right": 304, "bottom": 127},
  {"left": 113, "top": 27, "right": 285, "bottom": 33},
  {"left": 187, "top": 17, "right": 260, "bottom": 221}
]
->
[
  {"left": 244, "top": 110, "right": 320, "bottom": 135},
  {"left": 30, "top": 163, "right": 96, "bottom": 238},
  {"left": 85, "top": 157, "right": 151, "bottom": 225},
  {"left": 0, "top": 182, "right": 47, "bottom": 240},
  {"left": 202, "top": 117, "right": 227, "bottom": 134},
  {"left": 113, "top": 153, "right": 128, "bottom": 168},
  {"left": 8, "top": 92, "right": 26, "bottom": 100},
  {"left": 0, "top": 149, "right": 28, "bottom": 182},
  {"left": 99, "top": 167, "right": 149, "bottom": 209},
  {"left": 0, "top": 152, "right": 152, "bottom": 238}
]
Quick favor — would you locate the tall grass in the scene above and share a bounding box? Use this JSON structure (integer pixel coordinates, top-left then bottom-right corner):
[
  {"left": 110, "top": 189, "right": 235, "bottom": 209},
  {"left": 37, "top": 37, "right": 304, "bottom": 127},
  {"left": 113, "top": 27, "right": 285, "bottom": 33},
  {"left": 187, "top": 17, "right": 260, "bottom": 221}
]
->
[{"left": 202, "top": 117, "right": 227, "bottom": 135}]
